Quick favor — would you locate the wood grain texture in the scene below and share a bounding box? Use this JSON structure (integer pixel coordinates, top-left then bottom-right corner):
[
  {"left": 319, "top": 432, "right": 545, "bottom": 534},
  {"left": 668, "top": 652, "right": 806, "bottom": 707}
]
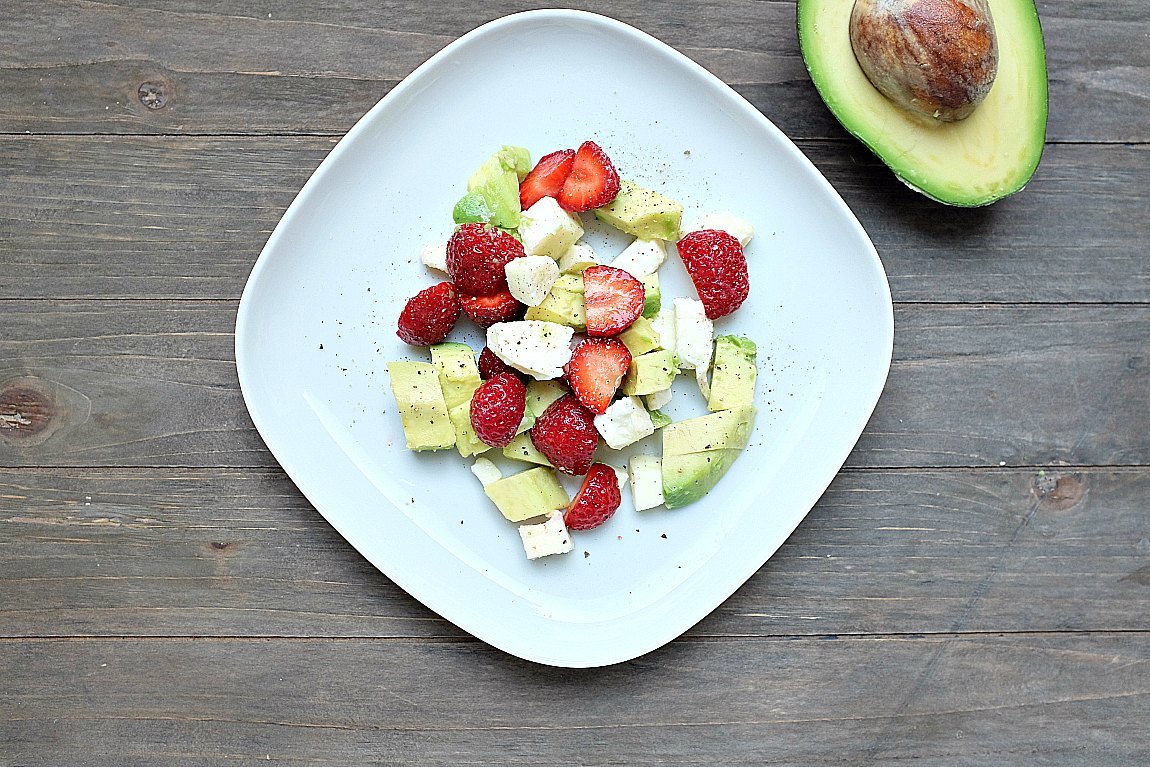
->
[
  {"left": 1, "top": 633, "right": 1147, "bottom": 765},
  {"left": 1, "top": 467, "right": 1147, "bottom": 639},
  {"left": 0, "top": 0, "right": 1145, "bottom": 141},
  {"left": 1, "top": 301, "right": 1146, "bottom": 468},
  {"left": 1, "top": 137, "right": 1147, "bottom": 303}
]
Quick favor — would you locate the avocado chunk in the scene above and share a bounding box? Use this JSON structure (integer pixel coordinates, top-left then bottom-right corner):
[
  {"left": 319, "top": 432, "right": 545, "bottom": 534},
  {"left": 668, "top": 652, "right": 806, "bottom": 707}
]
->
[
  {"left": 503, "top": 432, "right": 553, "bottom": 467},
  {"left": 386, "top": 361, "right": 456, "bottom": 451},
  {"left": 524, "top": 274, "right": 586, "bottom": 331},
  {"left": 708, "top": 335, "right": 757, "bottom": 411},
  {"left": 622, "top": 349, "right": 679, "bottom": 397},
  {"left": 640, "top": 273, "right": 661, "bottom": 318},
  {"left": 484, "top": 467, "right": 570, "bottom": 522},
  {"left": 797, "top": 0, "right": 1047, "bottom": 206},
  {"left": 661, "top": 407, "right": 757, "bottom": 508},
  {"left": 430, "top": 342, "right": 492, "bottom": 457},
  {"left": 453, "top": 146, "right": 530, "bottom": 228},
  {"left": 447, "top": 402, "right": 491, "bottom": 458},
  {"left": 648, "top": 409, "right": 672, "bottom": 430},
  {"left": 618, "top": 316, "right": 662, "bottom": 357},
  {"left": 525, "top": 379, "right": 568, "bottom": 418},
  {"left": 594, "top": 180, "right": 683, "bottom": 241}
]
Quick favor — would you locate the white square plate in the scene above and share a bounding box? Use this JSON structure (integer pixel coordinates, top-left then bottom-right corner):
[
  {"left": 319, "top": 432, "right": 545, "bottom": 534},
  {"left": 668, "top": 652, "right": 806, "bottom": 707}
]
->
[{"left": 236, "top": 10, "right": 893, "bottom": 667}]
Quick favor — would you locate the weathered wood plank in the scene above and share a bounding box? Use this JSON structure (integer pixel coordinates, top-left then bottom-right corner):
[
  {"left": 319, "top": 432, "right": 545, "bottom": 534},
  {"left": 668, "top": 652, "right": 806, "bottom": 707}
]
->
[
  {"left": 1, "top": 633, "right": 1146, "bottom": 765},
  {"left": 1, "top": 467, "right": 1147, "bottom": 639},
  {"left": 1, "top": 137, "right": 1146, "bottom": 303},
  {"left": 0, "top": 0, "right": 1144, "bottom": 142},
  {"left": 1, "top": 302, "right": 1146, "bottom": 468}
]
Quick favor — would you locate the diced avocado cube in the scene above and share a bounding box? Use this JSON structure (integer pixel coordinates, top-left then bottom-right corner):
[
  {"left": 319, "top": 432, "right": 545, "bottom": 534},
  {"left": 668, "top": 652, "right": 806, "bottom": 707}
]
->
[
  {"left": 708, "top": 335, "right": 757, "bottom": 412},
  {"left": 661, "top": 407, "right": 757, "bottom": 508},
  {"left": 622, "top": 349, "right": 679, "bottom": 396},
  {"left": 594, "top": 180, "right": 683, "bottom": 241},
  {"left": 430, "top": 342, "right": 482, "bottom": 410},
  {"left": 526, "top": 379, "right": 568, "bottom": 417},
  {"left": 618, "top": 316, "right": 662, "bottom": 357},
  {"left": 447, "top": 401, "right": 491, "bottom": 458},
  {"left": 503, "top": 432, "right": 553, "bottom": 466},
  {"left": 649, "top": 409, "right": 672, "bottom": 430},
  {"left": 386, "top": 361, "right": 456, "bottom": 451},
  {"left": 524, "top": 275, "right": 586, "bottom": 331},
  {"left": 641, "top": 273, "right": 661, "bottom": 318},
  {"left": 455, "top": 146, "right": 528, "bottom": 229},
  {"left": 452, "top": 192, "right": 493, "bottom": 225},
  {"left": 484, "top": 467, "right": 571, "bottom": 522}
]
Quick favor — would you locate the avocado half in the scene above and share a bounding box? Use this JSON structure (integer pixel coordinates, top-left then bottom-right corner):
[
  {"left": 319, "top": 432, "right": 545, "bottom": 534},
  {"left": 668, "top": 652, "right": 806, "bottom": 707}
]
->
[{"left": 797, "top": 0, "right": 1048, "bottom": 206}]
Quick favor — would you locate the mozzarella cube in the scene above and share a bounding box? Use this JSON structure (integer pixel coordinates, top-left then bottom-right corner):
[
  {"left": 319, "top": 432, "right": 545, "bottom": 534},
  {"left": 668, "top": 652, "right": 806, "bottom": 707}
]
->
[
  {"left": 518, "top": 511, "right": 574, "bottom": 560},
  {"left": 628, "top": 455, "right": 664, "bottom": 511},
  {"left": 593, "top": 396, "right": 656, "bottom": 450},
  {"left": 487, "top": 320, "right": 574, "bottom": 380},
  {"left": 557, "top": 242, "right": 600, "bottom": 274},
  {"left": 420, "top": 241, "right": 448, "bottom": 273},
  {"left": 505, "top": 256, "right": 560, "bottom": 307},
  {"left": 683, "top": 212, "right": 755, "bottom": 247},
  {"left": 610, "top": 238, "right": 666, "bottom": 278},
  {"left": 646, "top": 387, "right": 673, "bottom": 411},
  {"left": 470, "top": 457, "right": 502, "bottom": 487},
  {"left": 611, "top": 465, "right": 629, "bottom": 495},
  {"left": 519, "top": 197, "right": 584, "bottom": 259},
  {"left": 673, "top": 298, "right": 714, "bottom": 372}
]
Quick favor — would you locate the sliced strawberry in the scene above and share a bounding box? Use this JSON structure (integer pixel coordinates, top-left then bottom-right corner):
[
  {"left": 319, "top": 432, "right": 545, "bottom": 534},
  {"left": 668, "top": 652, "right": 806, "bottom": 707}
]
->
[
  {"left": 676, "top": 229, "right": 750, "bottom": 319},
  {"left": 446, "top": 223, "right": 525, "bottom": 296},
  {"left": 459, "top": 289, "right": 524, "bottom": 328},
  {"left": 530, "top": 394, "right": 599, "bottom": 475},
  {"left": 519, "top": 149, "right": 575, "bottom": 210},
  {"left": 557, "top": 141, "right": 621, "bottom": 212},
  {"left": 564, "top": 464, "right": 622, "bottom": 531},
  {"left": 478, "top": 346, "right": 518, "bottom": 379},
  {"left": 564, "top": 337, "right": 632, "bottom": 414},
  {"left": 583, "top": 265, "right": 645, "bottom": 337},
  {"left": 396, "top": 281, "right": 460, "bottom": 346},
  {"left": 470, "top": 373, "right": 526, "bottom": 448}
]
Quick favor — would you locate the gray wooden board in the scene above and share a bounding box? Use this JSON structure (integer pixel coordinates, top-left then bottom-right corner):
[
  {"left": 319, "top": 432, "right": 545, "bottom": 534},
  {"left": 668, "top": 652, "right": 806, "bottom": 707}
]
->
[
  {"left": 0, "top": 137, "right": 1147, "bottom": 303},
  {"left": 1, "top": 467, "right": 1148, "bottom": 639},
  {"left": 1, "top": 301, "right": 1147, "bottom": 468},
  {"left": 1, "top": 633, "right": 1147, "bottom": 765},
  {"left": 0, "top": 1, "right": 1145, "bottom": 142}
]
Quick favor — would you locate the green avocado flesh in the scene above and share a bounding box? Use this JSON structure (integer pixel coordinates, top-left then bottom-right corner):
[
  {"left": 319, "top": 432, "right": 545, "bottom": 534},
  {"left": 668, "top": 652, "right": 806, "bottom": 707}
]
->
[
  {"left": 661, "top": 408, "right": 756, "bottom": 508},
  {"left": 797, "top": 0, "right": 1047, "bottom": 206}
]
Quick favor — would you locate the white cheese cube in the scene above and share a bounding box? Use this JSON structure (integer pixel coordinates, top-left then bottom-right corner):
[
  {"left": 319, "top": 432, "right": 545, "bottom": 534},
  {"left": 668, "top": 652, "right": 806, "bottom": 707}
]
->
[
  {"left": 505, "top": 256, "right": 560, "bottom": 307},
  {"left": 593, "top": 396, "right": 656, "bottom": 450},
  {"left": 628, "top": 455, "right": 664, "bottom": 511},
  {"left": 557, "top": 242, "right": 600, "bottom": 274},
  {"left": 518, "top": 511, "right": 574, "bottom": 560},
  {"left": 470, "top": 457, "right": 502, "bottom": 487},
  {"left": 673, "top": 298, "right": 714, "bottom": 372},
  {"left": 519, "top": 197, "right": 584, "bottom": 259},
  {"left": 487, "top": 320, "right": 574, "bottom": 380},
  {"left": 610, "top": 238, "right": 666, "bottom": 278},
  {"left": 420, "top": 241, "right": 448, "bottom": 273},
  {"left": 646, "top": 387, "right": 673, "bottom": 411},
  {"left": 683, "top": 212, "right": 755, "bottom": 247},
  {"left": 650, "top": 305, "right": 677, "bottom": 358},
  {"left": 611, "top": 465, "right": 628, "bottom": 495}
]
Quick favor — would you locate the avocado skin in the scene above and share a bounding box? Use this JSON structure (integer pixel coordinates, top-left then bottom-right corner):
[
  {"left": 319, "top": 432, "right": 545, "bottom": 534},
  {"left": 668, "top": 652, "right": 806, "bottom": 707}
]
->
[{"left": 661, "top": 408, "right": 756, "bottom": 508}]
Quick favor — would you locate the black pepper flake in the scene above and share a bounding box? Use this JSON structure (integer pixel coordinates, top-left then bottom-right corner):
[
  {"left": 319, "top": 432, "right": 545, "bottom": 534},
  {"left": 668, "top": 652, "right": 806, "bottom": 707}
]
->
[
  {"left": 584, "top": 551, "right": 590, "bottom": 558},
  {"left": 661, "top": 533, "right": 667, "bottom": 539}
]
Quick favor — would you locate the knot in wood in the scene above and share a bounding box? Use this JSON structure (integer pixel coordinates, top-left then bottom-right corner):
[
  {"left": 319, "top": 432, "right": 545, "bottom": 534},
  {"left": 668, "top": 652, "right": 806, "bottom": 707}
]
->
[
  {"left": 138, "top": 81, "right": 169, "bottom": 110},
  {"left": 0, "top": 385, "right": 53, "bottom": 437},
  {"left": 1031, "top": 472, "right": 1086, "bottom": 513}
]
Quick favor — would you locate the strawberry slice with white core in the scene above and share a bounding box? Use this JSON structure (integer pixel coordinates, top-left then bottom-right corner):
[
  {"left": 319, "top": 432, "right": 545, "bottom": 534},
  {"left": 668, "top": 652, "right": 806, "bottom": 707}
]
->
[
  {"left": 557, "top": 141, "right": 621, "bottom": 212},
  {"left": 564, "top": 337, "right": 632, "bottom": 414},
  {"left": 583, "top": 265, "right": 644, "bottom": 337},
  {"left": 519, "top": 149, "right": 575, "bottom": 210}
]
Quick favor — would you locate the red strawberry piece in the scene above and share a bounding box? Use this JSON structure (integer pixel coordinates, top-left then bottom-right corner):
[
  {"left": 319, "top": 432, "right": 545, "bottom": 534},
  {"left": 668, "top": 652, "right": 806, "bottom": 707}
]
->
[
  {"left": 459, "top": 289, "right": 524, "bottom": 328},
  {"left": 564, "top": 464, "right": 622, "bottom": 531},
  {"left": 478, "top": 346, "right": 518, "bottom": 379},
  {"left": 564, "top": 337, "right": 632, "bottom": 414},
  {"left": 676, "top": 229, "right": 750, "bottom": 319},
  {"left": 519, "top": 149, "right": 575, "bottom": 210},
  {"left": 557, "top": 141, "right": 621, "bottom": 212},
  {"left": 395, "top": 281, "right": 460, "bottom": 346},
  {"left": 530, "top": 394, "right": 599, "bottom": 475},
  {"left": 446, "top": 223, "right": 525, "bottom": 296},
  {"left": 470, "top": 373, "right": 527, "bottom": 448},
  {"left": 583, "top": 265, "right": 645, "bottom": 337}
]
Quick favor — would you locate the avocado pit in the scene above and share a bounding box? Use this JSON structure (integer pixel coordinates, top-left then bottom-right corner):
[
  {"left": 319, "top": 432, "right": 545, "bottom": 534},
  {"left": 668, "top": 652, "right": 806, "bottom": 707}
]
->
[{"left": 849, "top": 0, "right": 998, "bottom": 122}]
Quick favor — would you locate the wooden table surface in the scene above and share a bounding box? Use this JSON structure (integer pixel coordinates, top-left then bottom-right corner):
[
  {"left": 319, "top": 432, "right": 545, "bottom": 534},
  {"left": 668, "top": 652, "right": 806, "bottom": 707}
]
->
[{"left": 2, "top": 1, "right": 1147, "bottom": 764}]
